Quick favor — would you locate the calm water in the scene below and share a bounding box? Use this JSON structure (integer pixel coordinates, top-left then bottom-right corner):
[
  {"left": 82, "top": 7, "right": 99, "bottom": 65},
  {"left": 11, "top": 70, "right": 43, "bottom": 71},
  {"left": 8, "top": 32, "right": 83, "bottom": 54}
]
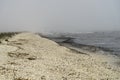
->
[
  {"left": 45, "top": 31, "right": 120, "bottom": 56},
  {"left": 64, "top": 31, "right": 120, "bottom": 56}
]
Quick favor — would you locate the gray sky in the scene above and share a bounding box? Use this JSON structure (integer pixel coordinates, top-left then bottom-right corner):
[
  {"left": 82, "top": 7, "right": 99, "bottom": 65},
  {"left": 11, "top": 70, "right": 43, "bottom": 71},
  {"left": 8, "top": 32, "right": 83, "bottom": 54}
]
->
[{"left": 0, "top": 0, "right": 120, "bottom": 33}]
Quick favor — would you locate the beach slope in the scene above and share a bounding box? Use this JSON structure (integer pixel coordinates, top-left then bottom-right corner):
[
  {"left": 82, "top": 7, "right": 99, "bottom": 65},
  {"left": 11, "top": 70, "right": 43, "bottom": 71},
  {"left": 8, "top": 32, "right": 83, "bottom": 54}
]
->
[{"left": 0, "top": 32, "right": 120, "bottom": 80}]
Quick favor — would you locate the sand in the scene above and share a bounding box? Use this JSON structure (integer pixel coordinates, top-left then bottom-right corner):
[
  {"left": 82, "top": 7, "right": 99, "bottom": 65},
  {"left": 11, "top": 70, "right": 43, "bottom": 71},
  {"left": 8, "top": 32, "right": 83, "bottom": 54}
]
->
[{"left": 0, "top": 32, "right": 120, "bottom": 80}]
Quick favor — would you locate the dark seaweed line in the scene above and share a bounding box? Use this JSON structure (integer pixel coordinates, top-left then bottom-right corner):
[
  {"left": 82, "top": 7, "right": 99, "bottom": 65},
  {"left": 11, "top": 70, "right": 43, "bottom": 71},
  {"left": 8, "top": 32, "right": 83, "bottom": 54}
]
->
[{"left": 64, "top": 42, "right": 115, "bottom": 53}]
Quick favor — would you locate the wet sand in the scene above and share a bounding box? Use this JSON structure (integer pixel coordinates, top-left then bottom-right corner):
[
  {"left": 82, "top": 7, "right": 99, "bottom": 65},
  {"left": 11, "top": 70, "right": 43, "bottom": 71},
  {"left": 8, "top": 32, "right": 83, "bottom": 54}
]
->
[{"left": 0, "top": 32, "right": 120, "bottom": 80}]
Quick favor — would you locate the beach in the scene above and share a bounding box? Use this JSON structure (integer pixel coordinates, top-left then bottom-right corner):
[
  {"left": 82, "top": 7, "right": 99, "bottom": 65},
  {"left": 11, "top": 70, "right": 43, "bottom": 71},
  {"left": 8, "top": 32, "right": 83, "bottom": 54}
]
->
[{"left": 0, "top": 32, "right": 120, "bottom": 80}]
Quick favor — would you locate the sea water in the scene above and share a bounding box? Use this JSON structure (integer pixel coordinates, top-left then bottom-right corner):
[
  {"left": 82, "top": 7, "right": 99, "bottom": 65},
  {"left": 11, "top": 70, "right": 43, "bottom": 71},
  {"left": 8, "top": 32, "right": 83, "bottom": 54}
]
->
[
  {"left": 43, "top": 31, "right": 120, "bottom": 56},
  {"left": 65, "top": 31, "right": 120, "bottom": 56}
]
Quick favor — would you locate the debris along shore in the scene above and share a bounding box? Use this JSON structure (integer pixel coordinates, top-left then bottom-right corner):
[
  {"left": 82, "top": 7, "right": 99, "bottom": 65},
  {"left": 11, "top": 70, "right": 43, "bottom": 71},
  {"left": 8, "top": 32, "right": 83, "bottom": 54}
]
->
[{"left": 0, "top": 32, "right": 120, "bottom": 80}]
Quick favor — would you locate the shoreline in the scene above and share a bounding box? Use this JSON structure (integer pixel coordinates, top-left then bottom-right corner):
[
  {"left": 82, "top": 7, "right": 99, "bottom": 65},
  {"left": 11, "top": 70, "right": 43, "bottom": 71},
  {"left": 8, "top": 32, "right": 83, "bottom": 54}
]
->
[
  {"left": 0, "top": 32, "right": 120, "bottom": 80},
  {"left": 39, "top": 33, "right": 120, "bottom": 67},
  {"left": 39, "top": 34, "right": 118, "bottom": 56}
]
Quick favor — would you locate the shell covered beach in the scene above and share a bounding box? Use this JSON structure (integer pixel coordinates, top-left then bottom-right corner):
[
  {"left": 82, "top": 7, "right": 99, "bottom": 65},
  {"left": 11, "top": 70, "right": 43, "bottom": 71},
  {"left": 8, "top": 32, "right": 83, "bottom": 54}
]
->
[{"left": 0, "top": 32, "right": 120, "bottom": 80}]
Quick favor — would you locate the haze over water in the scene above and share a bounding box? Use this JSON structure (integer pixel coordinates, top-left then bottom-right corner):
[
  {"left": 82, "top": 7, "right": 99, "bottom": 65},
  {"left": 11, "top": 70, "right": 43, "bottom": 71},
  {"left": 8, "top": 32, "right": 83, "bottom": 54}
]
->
[{"left": 0, "top": 0, "right": 120, "bottom": 32}]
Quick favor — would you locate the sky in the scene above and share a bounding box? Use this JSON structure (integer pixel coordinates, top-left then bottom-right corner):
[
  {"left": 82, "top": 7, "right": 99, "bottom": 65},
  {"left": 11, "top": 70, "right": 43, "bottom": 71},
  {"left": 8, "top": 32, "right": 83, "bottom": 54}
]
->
[{"left": 0, "top": 0, "right": 120, "bottom": 33}]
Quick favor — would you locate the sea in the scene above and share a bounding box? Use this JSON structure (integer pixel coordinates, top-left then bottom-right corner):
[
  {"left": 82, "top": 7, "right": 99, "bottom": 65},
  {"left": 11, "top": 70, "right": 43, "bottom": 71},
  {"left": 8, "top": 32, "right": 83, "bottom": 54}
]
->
[{"left": 45, "top": 31, "right": 120, "bottom": 56}]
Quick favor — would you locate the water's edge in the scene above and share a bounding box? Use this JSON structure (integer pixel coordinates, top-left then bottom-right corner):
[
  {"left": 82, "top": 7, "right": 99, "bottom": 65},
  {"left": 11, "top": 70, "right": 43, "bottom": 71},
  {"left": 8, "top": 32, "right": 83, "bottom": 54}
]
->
[{"left": 39, "top": 33, "right": 120, "bottom": 57}]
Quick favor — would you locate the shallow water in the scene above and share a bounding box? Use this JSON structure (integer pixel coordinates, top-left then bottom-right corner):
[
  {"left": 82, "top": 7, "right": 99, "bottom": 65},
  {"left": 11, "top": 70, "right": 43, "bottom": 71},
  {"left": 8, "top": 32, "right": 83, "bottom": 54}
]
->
[
  {"left": 63, "top": 31, "right": 120, "bottom": 56},
  {"left": 45, "top": 31, "right": 120, "bottom": 56}
]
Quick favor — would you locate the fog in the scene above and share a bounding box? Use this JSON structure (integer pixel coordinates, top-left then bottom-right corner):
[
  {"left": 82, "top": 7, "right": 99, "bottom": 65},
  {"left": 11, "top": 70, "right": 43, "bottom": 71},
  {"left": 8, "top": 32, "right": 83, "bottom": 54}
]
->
[{"left": 0, "top": 0, "right": 120, "bottom": 33}]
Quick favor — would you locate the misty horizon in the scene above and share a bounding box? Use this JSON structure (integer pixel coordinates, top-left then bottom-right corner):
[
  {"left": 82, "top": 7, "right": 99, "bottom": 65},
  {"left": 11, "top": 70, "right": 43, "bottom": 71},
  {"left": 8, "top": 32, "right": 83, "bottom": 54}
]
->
[{"left": 0, "top": 0, "right": 120, "bottom": 33}]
